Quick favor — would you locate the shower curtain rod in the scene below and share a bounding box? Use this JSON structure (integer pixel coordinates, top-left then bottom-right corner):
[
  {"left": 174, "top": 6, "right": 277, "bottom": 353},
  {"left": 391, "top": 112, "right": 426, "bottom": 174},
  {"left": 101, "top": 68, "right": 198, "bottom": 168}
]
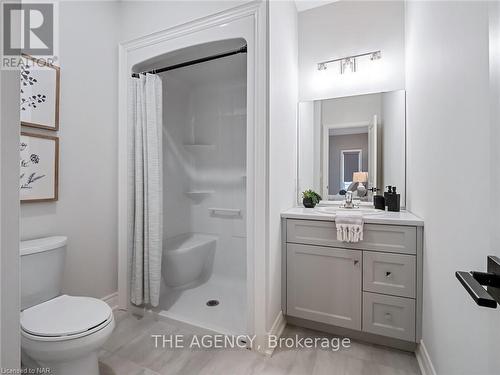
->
[{"left": 132, "top": 45, "right": 248, "bottom": 77}]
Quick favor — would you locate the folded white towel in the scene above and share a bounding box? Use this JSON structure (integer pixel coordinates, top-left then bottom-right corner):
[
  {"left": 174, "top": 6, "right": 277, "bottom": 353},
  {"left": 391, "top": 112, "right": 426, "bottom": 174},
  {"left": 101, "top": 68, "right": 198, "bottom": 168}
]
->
[{"left": 335, "top": 212, "right": 364, "bottom": 243}]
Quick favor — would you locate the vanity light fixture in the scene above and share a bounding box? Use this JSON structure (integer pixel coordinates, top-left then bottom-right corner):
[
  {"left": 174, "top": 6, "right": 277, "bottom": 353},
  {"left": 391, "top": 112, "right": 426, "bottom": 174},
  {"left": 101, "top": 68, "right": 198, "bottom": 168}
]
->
[
  {"left": 317, "top": 50, "right": 382, "bottom": 74},
  {"left": 340, "top": 57, "right": 356, "bottom": 74}
]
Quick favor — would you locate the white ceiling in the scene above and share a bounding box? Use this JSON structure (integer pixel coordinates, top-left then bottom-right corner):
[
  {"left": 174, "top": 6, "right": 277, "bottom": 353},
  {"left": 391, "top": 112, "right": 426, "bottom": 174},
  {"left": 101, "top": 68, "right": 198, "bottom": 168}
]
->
[{"left": 295, "top": 0, "right": 340, "bottom": 12}]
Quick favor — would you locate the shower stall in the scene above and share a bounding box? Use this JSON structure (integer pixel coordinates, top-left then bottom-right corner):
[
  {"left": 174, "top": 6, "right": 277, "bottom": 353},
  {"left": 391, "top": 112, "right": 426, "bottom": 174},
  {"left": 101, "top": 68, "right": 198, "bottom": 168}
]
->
[
  {"left": 130, "top": 38, "right": 248, "bottom": 335},
  {"left": 119, "top": 4, "right": 268, "bottom": 342}
]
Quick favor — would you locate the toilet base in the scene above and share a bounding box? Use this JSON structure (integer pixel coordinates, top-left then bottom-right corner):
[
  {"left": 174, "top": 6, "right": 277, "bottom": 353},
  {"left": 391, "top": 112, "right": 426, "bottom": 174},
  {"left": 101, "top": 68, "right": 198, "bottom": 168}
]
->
[{"left": 23, "top": 351, "right": 100, "bottom": 375}]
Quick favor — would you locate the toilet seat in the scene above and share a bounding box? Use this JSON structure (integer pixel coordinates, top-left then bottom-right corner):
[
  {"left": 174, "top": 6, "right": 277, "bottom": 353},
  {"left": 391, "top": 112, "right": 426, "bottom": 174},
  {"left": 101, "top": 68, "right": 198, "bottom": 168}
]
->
[{"left": 21, "top": 295, "right": 112, "bottom": 341}]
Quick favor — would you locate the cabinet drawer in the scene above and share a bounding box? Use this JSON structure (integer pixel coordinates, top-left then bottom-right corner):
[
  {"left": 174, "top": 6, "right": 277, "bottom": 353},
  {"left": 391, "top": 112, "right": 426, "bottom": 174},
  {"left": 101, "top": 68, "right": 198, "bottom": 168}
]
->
[
  {"left": 363, "top": 252, "right": 416, "bottom": 298},
  {"left": 286, "top": 244, "right": 362, "bottom": 330},
  {"left": 286, "top": 219, "right": 416, "bottom": 254},
  {"left": 362, "top": 292, "right": 415, "bottom": 342}
]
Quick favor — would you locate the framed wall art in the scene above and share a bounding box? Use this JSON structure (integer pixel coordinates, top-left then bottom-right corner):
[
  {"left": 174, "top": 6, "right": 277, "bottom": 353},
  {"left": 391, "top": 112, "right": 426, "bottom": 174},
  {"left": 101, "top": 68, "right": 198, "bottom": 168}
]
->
[
  {"left": 20, "top": 54, "right": 60, "bottom": 131},
  {"left": 20, "top": 132, "right": 59, "bottom": 202}
]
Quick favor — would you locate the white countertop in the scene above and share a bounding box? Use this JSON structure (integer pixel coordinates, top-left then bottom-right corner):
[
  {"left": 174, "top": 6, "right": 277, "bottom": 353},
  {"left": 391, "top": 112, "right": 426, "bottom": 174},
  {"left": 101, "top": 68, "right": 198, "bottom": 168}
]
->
[{"left": 281, "top": 207, "right": 424, "bottom": 227}]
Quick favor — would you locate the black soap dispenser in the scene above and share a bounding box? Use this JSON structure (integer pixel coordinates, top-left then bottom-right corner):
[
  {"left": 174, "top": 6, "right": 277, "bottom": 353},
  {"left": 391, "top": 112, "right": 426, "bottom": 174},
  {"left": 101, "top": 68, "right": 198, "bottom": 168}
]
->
[
  {"left": 372, "top": 188, "right": 385, "bottom": 210},
  {"left": 384, "top": 186, "right": 393, "bottom": 203},
  {"left": 386, "top": 186, "right": 401, "bottom": 212}
]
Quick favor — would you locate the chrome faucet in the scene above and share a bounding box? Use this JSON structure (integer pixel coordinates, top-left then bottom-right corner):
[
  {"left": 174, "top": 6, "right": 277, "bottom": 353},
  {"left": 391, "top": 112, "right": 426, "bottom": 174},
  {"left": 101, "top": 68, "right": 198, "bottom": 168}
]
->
[{"left": 344, "top": 191, "right": 354, "bottom": 208}]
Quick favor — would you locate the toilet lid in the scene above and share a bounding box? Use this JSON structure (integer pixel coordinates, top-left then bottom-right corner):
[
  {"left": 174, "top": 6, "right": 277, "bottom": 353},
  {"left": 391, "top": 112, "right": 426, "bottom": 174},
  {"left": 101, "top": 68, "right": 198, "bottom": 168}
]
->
[{"left": 21, "top": 295, "right": 112, "bottom": 337}]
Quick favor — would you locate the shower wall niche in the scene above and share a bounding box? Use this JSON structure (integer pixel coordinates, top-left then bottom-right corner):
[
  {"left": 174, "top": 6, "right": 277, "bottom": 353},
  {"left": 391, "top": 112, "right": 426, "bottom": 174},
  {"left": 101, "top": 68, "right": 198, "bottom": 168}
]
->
[{"left": 157, "top": 40, "right": 247, "bottom": 334}]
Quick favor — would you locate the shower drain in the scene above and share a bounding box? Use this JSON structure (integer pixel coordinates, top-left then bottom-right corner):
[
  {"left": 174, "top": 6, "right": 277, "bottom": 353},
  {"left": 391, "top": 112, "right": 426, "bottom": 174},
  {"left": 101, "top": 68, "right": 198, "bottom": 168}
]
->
[{"left": 206, "top": 299, "right": 220, "bottom": 307}]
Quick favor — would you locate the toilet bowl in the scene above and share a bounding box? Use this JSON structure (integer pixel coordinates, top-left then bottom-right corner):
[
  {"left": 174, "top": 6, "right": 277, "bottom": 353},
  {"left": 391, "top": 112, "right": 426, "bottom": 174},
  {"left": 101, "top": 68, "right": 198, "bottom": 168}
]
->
[
  {"left": 21, "top": 295, "right": 115, "bottom": 375},
  {"left": 20, "top": 237, "right": 115, "bottom": 375}
]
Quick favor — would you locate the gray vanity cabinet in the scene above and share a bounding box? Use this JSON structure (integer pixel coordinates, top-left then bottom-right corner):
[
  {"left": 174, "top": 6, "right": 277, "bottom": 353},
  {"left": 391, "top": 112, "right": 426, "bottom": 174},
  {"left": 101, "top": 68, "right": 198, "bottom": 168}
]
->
[
  {"left": 286, "top": 243, "right": 362, "bottom": 330},
  {"left": 283, "top": 218, "right": 423, "bottom": 347}
]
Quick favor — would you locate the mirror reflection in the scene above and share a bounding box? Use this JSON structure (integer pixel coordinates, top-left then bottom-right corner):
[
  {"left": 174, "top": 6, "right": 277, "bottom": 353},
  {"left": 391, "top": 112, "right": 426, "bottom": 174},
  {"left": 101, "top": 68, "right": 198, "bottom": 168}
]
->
[{"left": 298, "top": 90, "right": 406, "bottom": 206}]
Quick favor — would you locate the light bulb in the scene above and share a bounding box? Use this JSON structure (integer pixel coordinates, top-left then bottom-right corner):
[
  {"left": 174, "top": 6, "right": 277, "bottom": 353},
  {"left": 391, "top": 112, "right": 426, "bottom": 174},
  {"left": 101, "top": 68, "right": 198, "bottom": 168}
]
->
[{"left": 317, "top": 63, "right": 327, "bottom": 71}]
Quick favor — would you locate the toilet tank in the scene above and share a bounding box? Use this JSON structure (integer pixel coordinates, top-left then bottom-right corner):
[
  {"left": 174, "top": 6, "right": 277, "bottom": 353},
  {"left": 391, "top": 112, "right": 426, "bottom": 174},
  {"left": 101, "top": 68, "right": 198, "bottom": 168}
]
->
[{"left": 20, "top": 236, "right": 67, "bottom": 310}]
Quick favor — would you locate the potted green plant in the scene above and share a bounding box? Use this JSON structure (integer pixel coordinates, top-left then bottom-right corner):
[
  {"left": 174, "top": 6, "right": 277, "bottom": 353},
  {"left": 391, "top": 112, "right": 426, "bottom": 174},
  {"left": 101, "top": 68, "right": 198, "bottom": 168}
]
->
[{"left": 302, "top": 189, "right": 322, "bottom": 208}]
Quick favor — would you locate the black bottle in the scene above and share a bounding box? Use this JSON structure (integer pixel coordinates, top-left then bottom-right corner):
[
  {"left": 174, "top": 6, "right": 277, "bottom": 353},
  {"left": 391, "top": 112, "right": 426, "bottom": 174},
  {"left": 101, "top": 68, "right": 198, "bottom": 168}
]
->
[
  {"left": 374, "top": 195, "right": 385, "bottom": 210},
  {"left": 386, "top": 186, "right": 401, "bottom": 212},
  {"left": 384, "top": 186, "right": 393, "bottom": 202}
]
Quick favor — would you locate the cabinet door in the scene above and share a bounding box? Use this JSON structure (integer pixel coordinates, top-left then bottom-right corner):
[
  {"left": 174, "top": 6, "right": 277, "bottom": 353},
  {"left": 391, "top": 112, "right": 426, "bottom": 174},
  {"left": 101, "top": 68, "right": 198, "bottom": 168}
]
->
[{"left": 287, "top": 243, "right": 362, "bottom": 330}]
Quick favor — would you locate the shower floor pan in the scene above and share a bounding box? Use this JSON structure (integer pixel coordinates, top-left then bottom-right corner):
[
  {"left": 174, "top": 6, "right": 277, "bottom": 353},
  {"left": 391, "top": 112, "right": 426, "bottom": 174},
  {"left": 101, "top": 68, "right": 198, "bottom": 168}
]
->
[{"left": 157, "top": 274, "right": 247, "bottom": 335}]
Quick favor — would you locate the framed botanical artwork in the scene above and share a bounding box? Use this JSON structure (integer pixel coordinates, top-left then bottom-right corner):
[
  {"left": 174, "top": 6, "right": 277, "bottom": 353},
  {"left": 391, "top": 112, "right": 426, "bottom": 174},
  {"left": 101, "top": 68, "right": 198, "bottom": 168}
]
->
[
  {"left": 20, "top": 132, "right": 59, "bottom": 202},
  {"left": 20, "top": 54, "right": 60, "bottom": 131}
]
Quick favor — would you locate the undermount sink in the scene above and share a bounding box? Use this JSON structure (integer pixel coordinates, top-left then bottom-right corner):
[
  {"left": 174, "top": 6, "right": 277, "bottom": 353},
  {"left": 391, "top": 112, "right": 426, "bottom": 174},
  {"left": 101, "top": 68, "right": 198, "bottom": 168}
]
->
[{"left": 314, "top": 205, "right": 382, "bottom": 215}]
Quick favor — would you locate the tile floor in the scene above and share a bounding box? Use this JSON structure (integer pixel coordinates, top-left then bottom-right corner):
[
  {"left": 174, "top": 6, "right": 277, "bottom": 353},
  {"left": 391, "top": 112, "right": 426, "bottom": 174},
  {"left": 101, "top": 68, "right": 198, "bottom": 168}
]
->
[{"left": 99, "top": 311, "right": 421, "bottom": 375}]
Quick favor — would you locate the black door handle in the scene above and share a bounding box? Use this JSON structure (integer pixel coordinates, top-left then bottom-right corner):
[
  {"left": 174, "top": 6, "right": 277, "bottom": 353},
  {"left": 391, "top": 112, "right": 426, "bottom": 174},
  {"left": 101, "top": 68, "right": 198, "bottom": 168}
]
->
[
  {"left": 456, "top": 271, "right": 497, "bottom": 308},
  {"left": 456, "top": 256, "right": 500, "bottom": 309}
]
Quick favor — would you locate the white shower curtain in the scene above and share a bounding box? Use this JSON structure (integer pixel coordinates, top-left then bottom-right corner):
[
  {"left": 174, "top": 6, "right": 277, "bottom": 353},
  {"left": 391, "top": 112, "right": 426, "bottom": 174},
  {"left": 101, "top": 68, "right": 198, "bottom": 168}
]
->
[{"left": 128, "top": 74, "right": 163, "bottom": 307}]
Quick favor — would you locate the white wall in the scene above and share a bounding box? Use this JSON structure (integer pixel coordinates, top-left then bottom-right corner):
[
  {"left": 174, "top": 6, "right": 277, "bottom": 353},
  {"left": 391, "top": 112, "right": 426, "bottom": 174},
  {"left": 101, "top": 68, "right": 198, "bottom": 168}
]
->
[
  {"left": 322, "top": 93, "right": 382, "bottom": 125},
  {"left": 406, "top": 1, "right": 500, "bottom": 374},
  {"left": 489, "top": 2, "right": 500, "bottom": 257},
  {"left": 267, "top": 0, "right": 298, "bottom": 331},
  {"left": 297, "top": 101, "right": 314, "bottom": 197},
  {"left": 118, "top": 1, "right": 251, "bottom": 42},
  {"left": 299, "top": 0, "right": 405, "bottom": 101},
  {"left": 20, "top": 2, "right": 119, "bottom": 299},
  {"left": 1, "top": 3, "right": 21, "bottom": 367},
  {"left": 381, "top": 90, "right": 405, "bottom": 206},
  {"left": 297, "top": 101, "right": 323, "bottom": 198},
  {"left": 0, "top": 55, "right": 21, "bottom": 371}
]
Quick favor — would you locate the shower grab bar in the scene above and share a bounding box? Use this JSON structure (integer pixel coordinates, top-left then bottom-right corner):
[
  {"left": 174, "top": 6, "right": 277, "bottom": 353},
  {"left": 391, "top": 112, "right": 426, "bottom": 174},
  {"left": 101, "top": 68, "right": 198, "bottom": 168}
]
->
[{"left": 208, "top": 208, "right": 241, "bottom": 217}]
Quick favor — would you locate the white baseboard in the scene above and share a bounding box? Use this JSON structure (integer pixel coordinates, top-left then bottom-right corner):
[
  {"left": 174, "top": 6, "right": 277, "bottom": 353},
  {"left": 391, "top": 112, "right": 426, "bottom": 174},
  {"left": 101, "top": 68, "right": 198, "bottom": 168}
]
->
[
  {"left": 255, "top": 311, "right": 286, "bottom": 356},
  {"left": 270, "top": 311, "right": 286, "bottom": 339},
  {"left": 416, "top": 340, "right": 437, "bottom": 375},
  {"left": 101, "top": 292, "right": 119, "bottom": 311}
]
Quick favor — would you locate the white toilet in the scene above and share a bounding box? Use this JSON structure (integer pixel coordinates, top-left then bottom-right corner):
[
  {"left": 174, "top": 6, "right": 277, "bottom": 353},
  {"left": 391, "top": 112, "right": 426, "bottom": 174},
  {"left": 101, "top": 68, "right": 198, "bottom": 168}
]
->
[{"left": 20, "top": 236, "right": 115, "bottom": 375}]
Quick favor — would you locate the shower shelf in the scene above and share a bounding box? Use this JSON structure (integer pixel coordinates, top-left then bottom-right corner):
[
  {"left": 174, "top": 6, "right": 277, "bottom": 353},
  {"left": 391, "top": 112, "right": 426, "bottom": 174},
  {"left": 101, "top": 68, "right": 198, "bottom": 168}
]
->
[
  {"left": 185, "top": 190, "right": 215, "bottom": 197},
  {"left": 184, "top": 144, "right": 216, "bottom": 151},
  {"left": 208, "top": 207, "right": 241, "bottom": 216}
]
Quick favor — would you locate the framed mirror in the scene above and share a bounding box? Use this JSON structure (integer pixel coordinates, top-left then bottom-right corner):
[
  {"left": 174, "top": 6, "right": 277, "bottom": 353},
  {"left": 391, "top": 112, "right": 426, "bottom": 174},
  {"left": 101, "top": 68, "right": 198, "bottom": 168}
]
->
[{"left": 297, "top": 90, "right": 406, "bottom": 207}]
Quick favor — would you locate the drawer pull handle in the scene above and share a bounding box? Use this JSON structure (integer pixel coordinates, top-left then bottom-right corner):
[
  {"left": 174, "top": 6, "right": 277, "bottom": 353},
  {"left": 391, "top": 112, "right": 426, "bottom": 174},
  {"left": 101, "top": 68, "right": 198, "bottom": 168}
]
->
[
  {"left": 384, "top": 312, "right": 392, "bottom": 321},
  {"left": 385, "top": 271, "right": 392, "bottom": 278},
  {"left": 354, "top": 260, "right": 359, "bottom": 266}
]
